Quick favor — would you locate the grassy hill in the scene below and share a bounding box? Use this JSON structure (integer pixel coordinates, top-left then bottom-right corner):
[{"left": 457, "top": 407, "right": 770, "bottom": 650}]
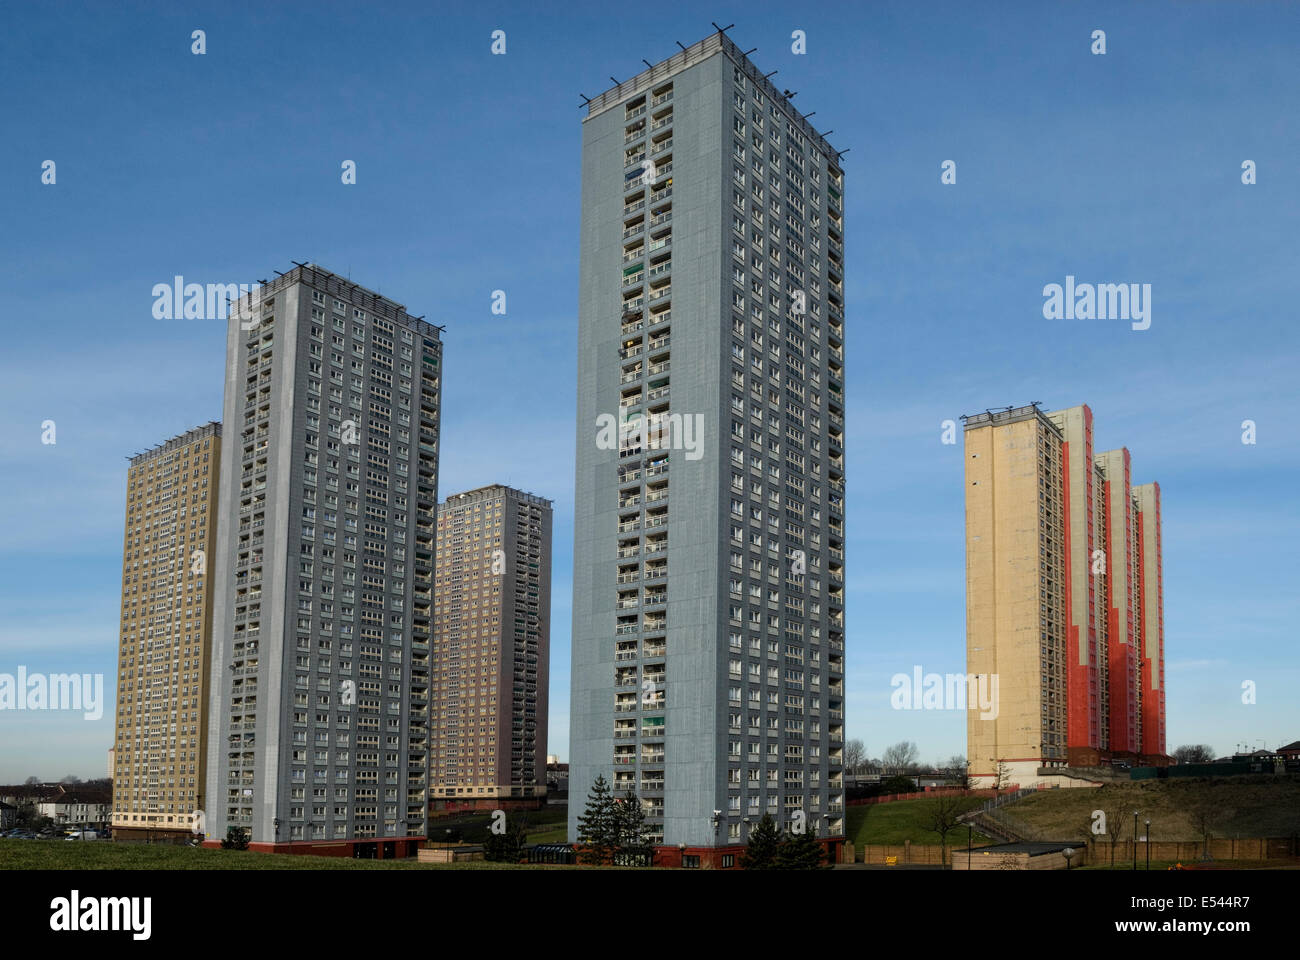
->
[
  {"left": 1008, "top": 775, "right": 1300, "bottom": 842},
  {"left": 847, "top": 797, "right": 993, "bottom": 847}
]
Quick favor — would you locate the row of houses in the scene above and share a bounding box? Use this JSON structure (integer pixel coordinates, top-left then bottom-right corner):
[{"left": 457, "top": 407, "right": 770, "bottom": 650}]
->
[{"left": 0, "top": 784, "right": 112, "bottom": 831}]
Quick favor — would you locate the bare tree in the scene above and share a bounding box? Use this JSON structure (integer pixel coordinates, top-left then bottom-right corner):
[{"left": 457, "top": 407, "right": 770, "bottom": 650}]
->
[
  {"left": 992, "top": 761, "right": 1011, "bottom": 795},
  {"left": 1172, "top": 744, "right": 1215, "bottom": 765},
  {"left": 929, "top": 791, "right": 981, "bottom": 866},
  {"left": 944, "top": 755, "right": 969, "bottom": 787},
  {"left": 1105, "top": 802, "right": 1128, "bottom": 867},
  {"left": 1189, "top": 799, "right": 1235, "bottom": 859},
  {"left": 843, "top": 739, "right": 866, "bottom": 774},
  {"left": 882, "top": 741, "right": 919, "bottom": 774}
]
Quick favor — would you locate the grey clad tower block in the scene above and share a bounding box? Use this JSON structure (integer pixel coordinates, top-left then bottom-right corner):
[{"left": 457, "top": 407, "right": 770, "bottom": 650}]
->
[
  {"left": 205, "top": 264, "right": 442, "bottom": 852},
  {"left": 570, "top": 32, "right": 847, "bottom": 856}
]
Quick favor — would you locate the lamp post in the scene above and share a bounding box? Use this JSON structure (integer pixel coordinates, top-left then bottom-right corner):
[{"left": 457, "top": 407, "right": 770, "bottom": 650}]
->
[
  {"left": 1063, "top": 847, "right": 1075, "bottom": 870},
  {"left": 1132, "top": 812, "right": 1138, "bottom": 871},
  {"left": 1145, "top": 819, "right": 1151, "bottom": 870},
  {"left": 678, "top": 841, "right": 686, "bottom": 868}
]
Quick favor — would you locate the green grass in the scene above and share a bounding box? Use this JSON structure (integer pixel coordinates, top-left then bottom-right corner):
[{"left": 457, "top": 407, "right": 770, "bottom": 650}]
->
[
  {"left": 846, "top": 798, "right": 992, "bottom": 847},
  {"left": 0, "top": 840, "right": 583, "bottom": 870},
  {"left": 2, "top": 804, "right": 582, "bottom": 870},
  {"left": 1009, "top": 776, "right": 1300, "bottom": 842},
  {"left": 427, "top": 804, "right": 568, "bottom": 844}
]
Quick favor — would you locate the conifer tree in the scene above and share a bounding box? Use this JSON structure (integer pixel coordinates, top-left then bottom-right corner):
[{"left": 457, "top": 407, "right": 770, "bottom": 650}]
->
[
  {"left": 740, "top": 812, "right": 782, "bottom": 869},
  {"left": 576, "top": 774, "right": 618, "bottom": 865}
]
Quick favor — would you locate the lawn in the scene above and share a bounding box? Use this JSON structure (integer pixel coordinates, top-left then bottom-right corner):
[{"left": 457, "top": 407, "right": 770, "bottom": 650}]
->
[
  {"left": 427, "top": 803, "right": 569, "bottom": 844},
  {"left": 847, "top": 797, "right": 992, "bottom": 847},
  {"left": 0, "top": 803, "right": 573, "bottom": 871},
  {"left": 0, "top": 840, "right": 580, "bottom": 870},
  {"left": 1009, "top": 775, "right": 1300, "bottom": 842},
  {"left": 1, "top": 804, "right": 583, "bottom": 870}
]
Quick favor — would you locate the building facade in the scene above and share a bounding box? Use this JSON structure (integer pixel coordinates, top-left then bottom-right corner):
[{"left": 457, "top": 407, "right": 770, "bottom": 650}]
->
[
  {"left": 431, "top": 484, "right": 552, "bottom": 812},
  {"left": 204, "top": 264, "right": 442, "bottom": 857},
  {"left": 112, "top": 422, "right": 221, "bottom": 842},
  {"left": 570, "top": 31, "right": 847, "bottom": 865},
  {"left": 963, "top": 403, "right": 1166, "bottom": 786}
]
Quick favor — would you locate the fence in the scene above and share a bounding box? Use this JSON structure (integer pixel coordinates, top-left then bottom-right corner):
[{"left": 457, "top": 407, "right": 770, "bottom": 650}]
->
[
  {"left": 1086, "top": 835, "right": 1300, "bottom": 865},
  {"left": 848, "top": 786, "right": 1023, "bottom": 808},
  {"left": 855, "top": 842, "right": 961, "bottom": 865},
  {"left": 851, "top": 836, "right": 1300, "bottom": 867}
]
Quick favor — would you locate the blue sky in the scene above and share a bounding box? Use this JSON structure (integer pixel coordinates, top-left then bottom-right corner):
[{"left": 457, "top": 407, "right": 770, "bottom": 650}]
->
[{"left": 1, "top": 1, "right": 1297, "bottom": 781}]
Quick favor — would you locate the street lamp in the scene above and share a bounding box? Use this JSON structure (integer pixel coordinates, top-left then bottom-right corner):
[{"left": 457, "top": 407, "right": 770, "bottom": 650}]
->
[
  {"left": 1063, "top": 847, "right": 1075, "bottom": 870},
  {"left": 678, "top": 841, "right": 686, "bottom": 868},
  {"left": 1132, "top": 812, "right": 1138, "bottom": 871},
  {"left": 1145, "top": 819, "right": 1151, "bottom": 870}
]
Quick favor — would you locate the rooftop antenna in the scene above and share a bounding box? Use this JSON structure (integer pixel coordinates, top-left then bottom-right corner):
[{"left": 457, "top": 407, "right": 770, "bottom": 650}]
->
[
  {"left": 675, "top": 40, "right": 687, "bottom": 51},
  {"left": 642, "top": 59, "right": 653, "bottom": 68},
  {"left": 579, "top": 93, "right": 592, "bottom": 106},
  {"left": 783, "top": 90, "right": 798, "bottom": 99},
  {"left": 801, "top": 111, "right": 816, "bottom": 120},
  {"left": 711, "top": 21, "right": 734, "bottom": 34},
  {"left": 273, "top": 270, "right": 286, "bottom": 277},
  {"left": 764, "top": 70, "right": 778, "bottom": 79},
  {"left": 742, "top": 47, "right": 757, "bottom": 56},
  {"left": 610, "top": 76, "right": 620, "bottom": 86}
]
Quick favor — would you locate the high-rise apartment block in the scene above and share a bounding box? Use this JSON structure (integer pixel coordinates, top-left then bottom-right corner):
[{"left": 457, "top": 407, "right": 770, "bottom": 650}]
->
[
  {"left": 570, "top": 32, "right": 847, "bottom": 866},
  {"left": 112, "top": 422, "right": 221, "bottom": 841},
  {"left": 430, "top": 485, "right": 552, "bottom": 811},
  {"left": 204, "top": 264, "right": 442, "bottom": 857},
  {"left": 963, "top": 403, "right": 1165, "bottom": 786}
]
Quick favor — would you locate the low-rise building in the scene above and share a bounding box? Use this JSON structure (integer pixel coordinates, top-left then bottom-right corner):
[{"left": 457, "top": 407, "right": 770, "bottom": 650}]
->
[{"left": 38, "top": 792, "right": 112, "bottom": 829}]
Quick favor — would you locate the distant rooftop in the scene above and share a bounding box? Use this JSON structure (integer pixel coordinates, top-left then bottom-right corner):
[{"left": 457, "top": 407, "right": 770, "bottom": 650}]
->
[
  {"left": 231, "top": 262, "right": 444, "bottom": 341},
  {"left": 128, "top": 420, "right": 221, "bottom": 465},
  {"left": 442, "top": 484, "right": 553, "bottom": 509},
  {"left": 584, "top": 29, "right": 841, "bottom": 165},
  {"left": 961, "top": 403, "right": 1061, "bottom": 436}
]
